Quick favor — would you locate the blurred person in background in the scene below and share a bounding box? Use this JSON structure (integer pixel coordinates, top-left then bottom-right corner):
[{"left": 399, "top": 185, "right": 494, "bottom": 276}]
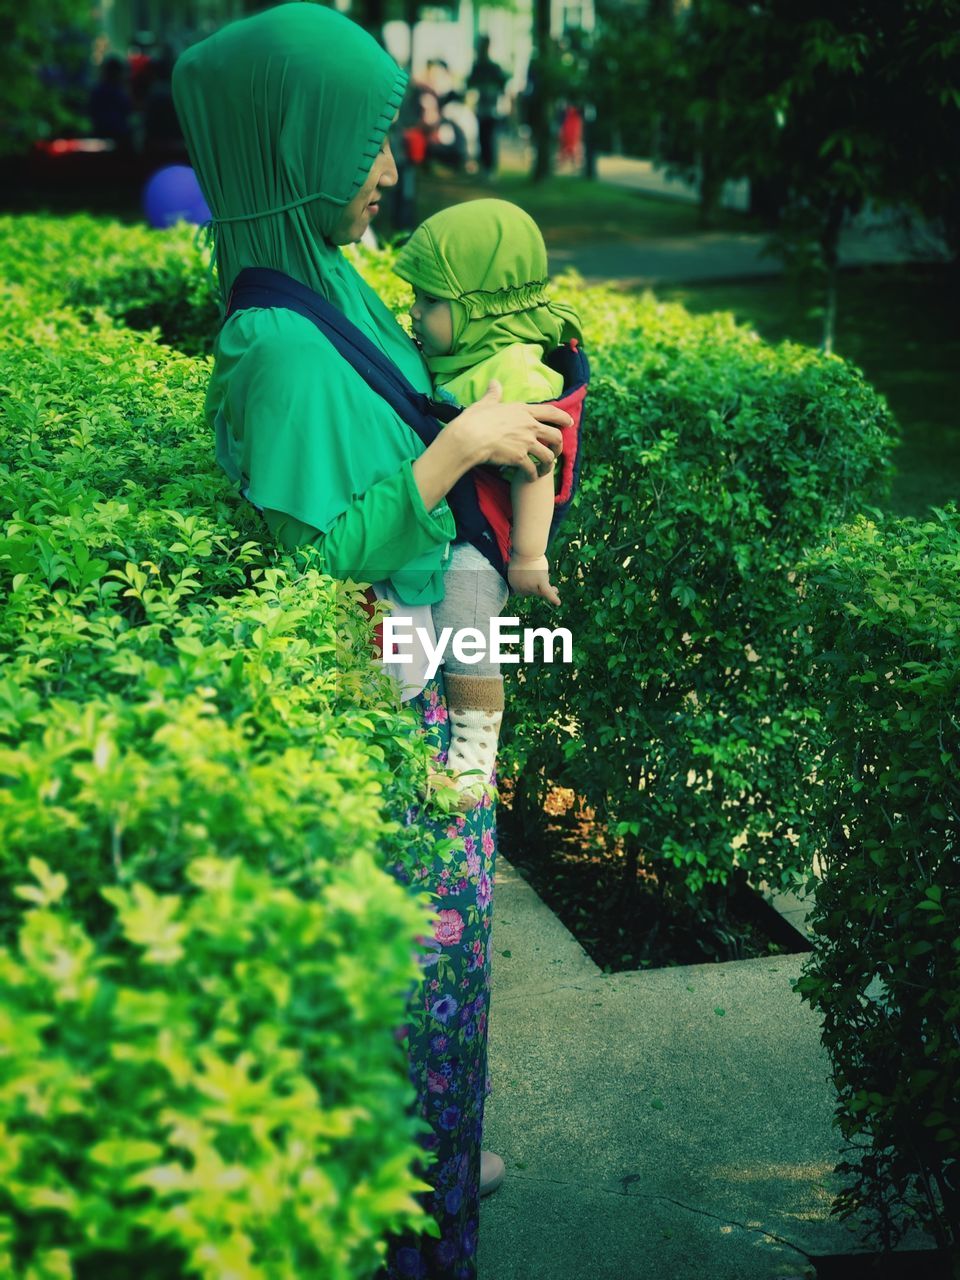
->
[
  {"left": 88, "top": 54, "right": 133, "bottom": 148},
  {"left": 467, "top": 36, "right": 508, "bottom": 178},
  {"left": 143, "top": 47, "right": 185, "bottom": 159},
  {"left": 410, "top": 59, "right": 477, "bottom": 173},
  {"left": 427, "top": 59, "right": 479, "bottom": 172},
  {"left": 127, "top": 33, "right": 155, "bottom": 110},
  {"left": 557, "top": 102, "right": 584, "bottom": 171}
]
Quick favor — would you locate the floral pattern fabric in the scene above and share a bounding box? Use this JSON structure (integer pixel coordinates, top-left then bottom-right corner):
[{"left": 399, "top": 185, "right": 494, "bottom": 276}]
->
[{"left": 382, "top": 677, "right": 497, "bottom": 1280}]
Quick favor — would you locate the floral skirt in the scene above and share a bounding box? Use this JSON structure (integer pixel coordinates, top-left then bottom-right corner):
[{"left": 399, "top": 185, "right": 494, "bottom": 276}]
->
[{"left": 382, "top": 676, "right": 497, "bottom": 1280}]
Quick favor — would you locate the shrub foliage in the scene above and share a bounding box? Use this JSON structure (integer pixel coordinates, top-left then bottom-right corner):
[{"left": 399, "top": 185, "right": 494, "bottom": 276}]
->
[
  {"left": 503, "top": 298, "right": 897, "bottom": 930},
  {"left": 1, "top": 212, "right": 953, "bottom": 1265},
  {"left": 795, "top": 509, "right": 960, "bottom": 1251},
  {"left": 0, "top": 253, "right": 441, "bottom": 1276},
  {"left": 0, "top": 854, "right": 430, "bottom": 1280}
]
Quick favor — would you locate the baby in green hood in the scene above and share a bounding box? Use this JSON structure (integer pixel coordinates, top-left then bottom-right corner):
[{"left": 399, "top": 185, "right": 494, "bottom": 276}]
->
[{"left": 394, "top": 198, "right": 583, "bottom": 805}]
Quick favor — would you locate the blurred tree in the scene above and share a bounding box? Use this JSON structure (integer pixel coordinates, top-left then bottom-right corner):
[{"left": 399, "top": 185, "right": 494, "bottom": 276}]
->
[
  {"left": 527, "top": 0, "right": 595, "bottom": 181},
  {"left": 528, "top": 0, "right": 554, "bottom": 179},
  {"left": 589, "top": 0, "right": 677, "bottom": 158},
  {"left": 351, "top": 0, "right": 515, "bottom": 65},
  {"left": 598, "top": 0, "right": 960, "bottom": 352},
  {"left": 2, "top": 0, "right": 94, "bottom": 155},
  {"left": 354, "top": 0, "right": 388, "bottom": 41},
  {"left": 350, "top": 0, "right": 457, "bottom": 63}
]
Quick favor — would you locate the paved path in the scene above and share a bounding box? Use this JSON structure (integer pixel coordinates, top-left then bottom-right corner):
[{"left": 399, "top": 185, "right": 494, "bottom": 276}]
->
[
  {"left": 504, "top": 144, "right": 948, "bottom": 286},
  {"left": 477, "top": 856, "right": 933, "bottom": 1279},
  {"left": 548, "top": 204, "right": 938, "bottom": 289},
  {"left": 594, "top": 154, "right": 750, "bottom": 212},
  {"left": 548, "top": 231, "right": 781, "bottom": 288}
]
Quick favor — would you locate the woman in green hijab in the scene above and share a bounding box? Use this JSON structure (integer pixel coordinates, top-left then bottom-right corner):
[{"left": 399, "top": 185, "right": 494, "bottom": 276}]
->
[
  {"left": 172, "top": 2, "right": 564, "bottom": 607},
  {"left": 173, "top": 6, "right": 569, "bottom": 1277}
]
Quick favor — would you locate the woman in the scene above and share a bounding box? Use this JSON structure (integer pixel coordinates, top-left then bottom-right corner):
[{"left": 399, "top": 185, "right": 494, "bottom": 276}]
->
[{"left": 172, "top": 7, "right": 569, "bottom": 1277}]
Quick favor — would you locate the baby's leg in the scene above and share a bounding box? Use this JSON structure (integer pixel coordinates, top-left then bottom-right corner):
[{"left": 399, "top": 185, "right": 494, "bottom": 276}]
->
[{"left": 432, "top": 542, "right": 510, "bottom": 806}]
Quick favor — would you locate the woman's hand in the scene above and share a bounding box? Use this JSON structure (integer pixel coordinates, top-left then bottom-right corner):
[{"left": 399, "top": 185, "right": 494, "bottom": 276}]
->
[
  {"left": 411, "top": 380, "right": 571, "bottom": 513},
  {"left": 454, "top": 381, "right": 570, "bottom": 482}
]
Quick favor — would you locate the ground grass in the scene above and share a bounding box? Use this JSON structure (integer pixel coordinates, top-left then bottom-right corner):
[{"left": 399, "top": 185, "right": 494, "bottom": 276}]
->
[{"left": 408, "top": 167, "right": 752, "bottom": 244}]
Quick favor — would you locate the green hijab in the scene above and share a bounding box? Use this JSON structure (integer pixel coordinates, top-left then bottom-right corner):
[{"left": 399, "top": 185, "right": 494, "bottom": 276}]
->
[
  {"left": 172, "top": 2, "right": 405, "bottom": 312},
  {"left": 393, "top": 198, "right": 582, "bottom": 382},
  {"left": 172, "top": 4, "right": 450, "bottom": 604}
]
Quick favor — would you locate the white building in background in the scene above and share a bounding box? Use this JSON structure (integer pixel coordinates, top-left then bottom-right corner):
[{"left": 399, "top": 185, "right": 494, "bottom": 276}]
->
[
  {"left": 96, "top": 0, "right": 594, "bottom": 85},
  {"left": 384, "top": 1, "right": 595, "bottom": 95}
]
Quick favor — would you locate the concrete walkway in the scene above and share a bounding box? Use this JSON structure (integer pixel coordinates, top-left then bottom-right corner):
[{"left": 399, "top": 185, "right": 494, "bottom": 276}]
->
[
  {"left": 595, "top": 154, "right": 751, "bottom": 212},
  {"left": 517, "top": 145, "right": 947, "bottom": 287},
  {"left": 478, "top": 856, "right": 872, "bottom": 1280},
  {"left": 547, "top": 208, "right": 941, "bottom": 290}
]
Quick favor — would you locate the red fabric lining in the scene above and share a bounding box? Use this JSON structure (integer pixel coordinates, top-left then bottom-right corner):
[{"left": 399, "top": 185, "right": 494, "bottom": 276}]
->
[
  {"left": 553, "top": 383, "right": 586, "bottom": 506},
  {"left": 360, "top": 586, "right": 384, "bottom": 656},
  {"left": 472, "top": 381, "right": 586, "bottom": 561},
  {"left": 473, "top": 467, "right": 513, "bottom": 562}
]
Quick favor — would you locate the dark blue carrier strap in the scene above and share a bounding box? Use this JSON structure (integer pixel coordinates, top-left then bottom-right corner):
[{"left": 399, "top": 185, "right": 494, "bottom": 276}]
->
[{"left": 225, "top": 266, "right": 506, "bottom": 575}]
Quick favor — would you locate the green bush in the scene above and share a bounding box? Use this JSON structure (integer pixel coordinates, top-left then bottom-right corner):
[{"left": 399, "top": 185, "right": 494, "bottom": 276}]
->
[
  {"left": 1, "top": 218, "right": 900, "bottom": 924},
  {"left": 0, "top": 216, "right": 416, "bottom": 357},
  {"left": 0, "top": 211, "right": 923, "bottom": 1264},
  {"left": 501, "top": 309, "right": 898, "bottom": 923},
  {"left": 795, "top": 507, "right": 960, "bottom": 1252},
  {"left": 1, "top": 243, "right": 450, "bottom": 1273},
  {"left": 0, "top": 285, "right": 436, "bottom": 855},
  {"left": 0, "top": 216, "right": 218, "bottom": 354},
  {"left": 0, "top": 853, "right": 431, "bottom": 1280}
]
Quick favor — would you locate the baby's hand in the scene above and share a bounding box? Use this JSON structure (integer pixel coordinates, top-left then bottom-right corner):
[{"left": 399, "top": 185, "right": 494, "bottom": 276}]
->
[{"left": 508, "top": 554, "right": 561, "bottom": 606}]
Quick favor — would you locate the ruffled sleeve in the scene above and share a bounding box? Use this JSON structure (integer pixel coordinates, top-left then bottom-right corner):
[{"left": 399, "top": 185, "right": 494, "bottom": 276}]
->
[{"left": 261, "top": 460, "right": 454, "bottom": 579}]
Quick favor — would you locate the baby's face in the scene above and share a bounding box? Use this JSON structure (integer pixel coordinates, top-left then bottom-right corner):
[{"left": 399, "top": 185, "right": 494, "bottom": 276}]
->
[{"left": 410, "top": 289, "right": 453, "bottom": 357}]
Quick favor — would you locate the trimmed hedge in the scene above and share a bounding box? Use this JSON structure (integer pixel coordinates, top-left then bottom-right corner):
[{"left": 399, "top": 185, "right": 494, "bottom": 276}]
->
[
  {"left": 3, "top": 213, "right": 946, "bottom": 1268},
  {"left": 0, "top": 216, "right": 219, "bottom": 354},
  {"left": 0, "top": 266, "right": 443, "bottom": 1275},
  {"left": 502, "top": 305, "right": 898, "bottom": 923},
  {"left": 795, "top": 508, "right": 960, "bottom": 1252},
  {"left": 3, "top": 219, "right": 898, "bottom": 920},
  {"left": 0, "top": 853, "right": 430, "bottom": 1280},
  {"left": 0, "top": 215, "right": 413, "bottom": 357}
]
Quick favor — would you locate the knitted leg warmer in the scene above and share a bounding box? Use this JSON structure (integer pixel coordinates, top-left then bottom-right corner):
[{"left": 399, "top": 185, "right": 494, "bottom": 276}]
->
[{"left": 442, "top": 673, "right": 505, "bottom": 808}]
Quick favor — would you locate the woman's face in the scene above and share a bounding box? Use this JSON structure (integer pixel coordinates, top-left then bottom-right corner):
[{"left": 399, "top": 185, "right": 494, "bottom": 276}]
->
[{"left": 330, "top": 135, "right": 398, "bottom": 244}]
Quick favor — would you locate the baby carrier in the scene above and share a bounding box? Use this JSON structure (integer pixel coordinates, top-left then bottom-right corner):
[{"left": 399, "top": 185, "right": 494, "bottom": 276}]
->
[{"left": 225, "top": 266, "right": 589, "bottom": 580}]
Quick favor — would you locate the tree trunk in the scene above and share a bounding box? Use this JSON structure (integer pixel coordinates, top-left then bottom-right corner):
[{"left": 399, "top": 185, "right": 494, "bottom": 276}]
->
[
  {"left": 582, "top": 103, "right": 597, "bottom": 178},
  {"left": 404, "top": 0, "right": 418, "bottom": 71},
  {"left": 530, "top": 0, "right": 552, "bottom": 182},
  {"left": 355, "top": 0, "right": 387, "bottom": 42},
  {"left": 821, "top": 261, "right": 837, "bottom": 356},
  {"left": 819, "top": 198, "right": 844, "bottom": 355},
  {"left": 698, "top": 142, "right": 723, "bottom": 228},
  {"left": 615, "top": 832, "right": 642, "bottom": 914}
]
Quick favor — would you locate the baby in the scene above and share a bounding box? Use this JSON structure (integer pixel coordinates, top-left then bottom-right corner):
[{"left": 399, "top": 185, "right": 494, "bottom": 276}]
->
[{"left": 394, "top": 198, "right": 583, "bottom": 806}]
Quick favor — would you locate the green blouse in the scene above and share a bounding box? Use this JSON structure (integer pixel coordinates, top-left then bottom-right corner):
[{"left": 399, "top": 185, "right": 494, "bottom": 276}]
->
[
  {"left": 261, "top": 464, "right": 453, "bottom": 574},
  {"left": 173, "top": 6, "right": 454, "bottom": 605},
  {"left": 209, "top": 306, "right": 455, "bottom": 603}
]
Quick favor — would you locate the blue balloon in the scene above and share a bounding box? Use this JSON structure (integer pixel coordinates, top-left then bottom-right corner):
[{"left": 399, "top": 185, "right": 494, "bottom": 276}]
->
[{"left": 142, "top": 165, "right": 211, "bottom": 229}]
